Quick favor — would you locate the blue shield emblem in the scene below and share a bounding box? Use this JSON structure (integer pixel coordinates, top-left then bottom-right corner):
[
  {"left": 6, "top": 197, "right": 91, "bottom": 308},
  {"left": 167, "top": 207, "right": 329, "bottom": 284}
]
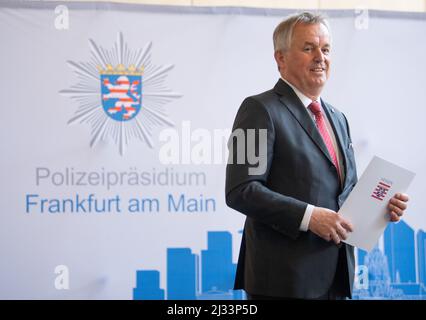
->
[{"left": 101, "top": 74, "right": 142, "bottom": 121}]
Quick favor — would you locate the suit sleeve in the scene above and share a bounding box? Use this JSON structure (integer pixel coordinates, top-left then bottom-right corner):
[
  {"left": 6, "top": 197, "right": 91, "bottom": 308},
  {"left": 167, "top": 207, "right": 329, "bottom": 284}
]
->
[{"left": 225, "top": 97, "right": 308, "bottom": 240}]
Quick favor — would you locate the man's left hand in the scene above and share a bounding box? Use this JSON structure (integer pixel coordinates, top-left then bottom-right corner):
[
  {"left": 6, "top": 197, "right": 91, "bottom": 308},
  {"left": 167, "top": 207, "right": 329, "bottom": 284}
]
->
[{"left": 388, "top": 193, "right": 409, "bottom": 222}]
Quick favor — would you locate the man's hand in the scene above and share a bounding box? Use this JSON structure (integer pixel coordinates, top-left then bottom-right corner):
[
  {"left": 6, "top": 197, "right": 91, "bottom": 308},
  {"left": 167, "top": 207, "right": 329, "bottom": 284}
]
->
[
  {"left": 388, "top": 193, "right": 409, "bottom": 222},
  {"left": 308, "top": 207, "right": 353, "bottom": 245}
]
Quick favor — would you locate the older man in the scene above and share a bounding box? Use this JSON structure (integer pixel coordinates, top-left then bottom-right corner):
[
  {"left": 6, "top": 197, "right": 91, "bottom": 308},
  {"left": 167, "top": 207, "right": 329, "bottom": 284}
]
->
[{"left": 225, "top": 12, "right": 408, "bottom": 300}]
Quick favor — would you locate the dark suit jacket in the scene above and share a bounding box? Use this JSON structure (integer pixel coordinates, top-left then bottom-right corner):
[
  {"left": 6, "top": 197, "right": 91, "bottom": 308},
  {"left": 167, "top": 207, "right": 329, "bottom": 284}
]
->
[{"left": 225, "top": 79, "right": 358, "bottom": 299}]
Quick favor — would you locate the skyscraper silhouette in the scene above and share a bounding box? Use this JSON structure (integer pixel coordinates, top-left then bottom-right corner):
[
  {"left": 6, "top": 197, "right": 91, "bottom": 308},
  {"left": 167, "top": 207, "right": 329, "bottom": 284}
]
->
[
  {"left": 133, "top": 270, "right": 165, "bottom": 300},
  {"left": 201, "top": 231, "right": 235, "bottom": 293},
  {"left": 167, "top": 248, "right": 197, "bottom": 299},
  {"left": 384, "top": 221, "right": 416, "bottom": 283},
  {"left": 357, "top": 248, "right": 367, "bottom": 266},
  {"left": 417, "top": 230, "right": 426, "bottom": 285}
]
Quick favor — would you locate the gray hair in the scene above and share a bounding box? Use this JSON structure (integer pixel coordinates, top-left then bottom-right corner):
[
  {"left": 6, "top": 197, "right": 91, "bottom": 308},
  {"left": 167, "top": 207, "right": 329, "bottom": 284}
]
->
[{"left": 273, "top": 12, "right": 331, "bottom": 52}]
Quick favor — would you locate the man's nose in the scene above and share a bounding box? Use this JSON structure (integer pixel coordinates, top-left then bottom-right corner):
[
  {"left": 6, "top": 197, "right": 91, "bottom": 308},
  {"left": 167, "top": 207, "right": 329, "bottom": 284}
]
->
[{"left": 313, "top": 48, "right": 325, "bottom": 62}]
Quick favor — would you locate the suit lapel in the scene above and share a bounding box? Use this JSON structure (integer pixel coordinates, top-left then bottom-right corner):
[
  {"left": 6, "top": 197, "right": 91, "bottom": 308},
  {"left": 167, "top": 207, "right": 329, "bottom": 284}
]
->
[{"left": 274, "top": 79, "right": 334, "bottom": 166}]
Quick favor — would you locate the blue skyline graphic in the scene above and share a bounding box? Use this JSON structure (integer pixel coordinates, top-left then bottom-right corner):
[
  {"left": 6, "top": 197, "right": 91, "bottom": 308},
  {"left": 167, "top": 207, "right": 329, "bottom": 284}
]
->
[
  {"left": 133, "top": 222, "right": 426, "bottom": 300},
  {"left": 353, "top": 221, "right": 426, "bottom": 299},
  {"left": 133, "top": 231, "right": 244, "bottom": 300}
]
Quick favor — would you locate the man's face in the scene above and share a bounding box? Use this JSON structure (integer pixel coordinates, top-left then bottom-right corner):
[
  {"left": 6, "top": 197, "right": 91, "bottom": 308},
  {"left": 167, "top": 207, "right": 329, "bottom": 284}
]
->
[{"left": 275, "top": 22, "right": 331, "bottom": 99}]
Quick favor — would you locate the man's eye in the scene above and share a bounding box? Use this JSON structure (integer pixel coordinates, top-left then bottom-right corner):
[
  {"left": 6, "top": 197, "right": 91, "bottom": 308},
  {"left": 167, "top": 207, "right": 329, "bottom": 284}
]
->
[
  {"left": 322, "top": 48, "right": 330, "bottom": 55},
  {"left": 303, "top": 47, "right": 312, "bottom": 52}
]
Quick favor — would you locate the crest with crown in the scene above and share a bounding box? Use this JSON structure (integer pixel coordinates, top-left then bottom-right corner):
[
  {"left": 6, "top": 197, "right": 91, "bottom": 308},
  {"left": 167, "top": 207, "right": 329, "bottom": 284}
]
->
[{"left": 98, "top": 64, "right": 144, "bottom": 76}]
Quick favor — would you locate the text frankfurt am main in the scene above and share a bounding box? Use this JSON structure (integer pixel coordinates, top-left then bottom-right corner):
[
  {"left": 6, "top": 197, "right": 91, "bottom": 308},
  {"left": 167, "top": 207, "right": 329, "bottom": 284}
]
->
[{"left": 25, "top": 193, "right": 216, "bottom": 214}]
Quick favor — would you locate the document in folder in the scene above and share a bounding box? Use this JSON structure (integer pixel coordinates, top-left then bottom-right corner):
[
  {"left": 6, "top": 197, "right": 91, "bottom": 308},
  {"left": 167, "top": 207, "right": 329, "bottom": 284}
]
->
[{"left": 339, "top": 156, "right": 415, "bottom": 251}]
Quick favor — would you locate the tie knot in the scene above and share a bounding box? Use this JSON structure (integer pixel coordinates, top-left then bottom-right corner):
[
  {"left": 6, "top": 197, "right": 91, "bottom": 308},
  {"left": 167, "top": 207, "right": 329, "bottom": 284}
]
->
[{"left": 308, "top": 101, "right": 321, "bottom": 115}]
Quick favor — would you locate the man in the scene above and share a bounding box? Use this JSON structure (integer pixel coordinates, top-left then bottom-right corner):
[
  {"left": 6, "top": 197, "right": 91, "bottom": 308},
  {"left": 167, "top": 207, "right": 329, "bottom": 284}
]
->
[{"left": 225, "top": 12, "right": 409, "bottom": 300}]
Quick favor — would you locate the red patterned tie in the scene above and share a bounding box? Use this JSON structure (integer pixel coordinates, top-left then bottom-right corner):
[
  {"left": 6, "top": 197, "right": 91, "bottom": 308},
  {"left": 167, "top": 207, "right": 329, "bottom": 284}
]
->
[{"left": 308, "top": 101, "right": 341, "bottom": 180}]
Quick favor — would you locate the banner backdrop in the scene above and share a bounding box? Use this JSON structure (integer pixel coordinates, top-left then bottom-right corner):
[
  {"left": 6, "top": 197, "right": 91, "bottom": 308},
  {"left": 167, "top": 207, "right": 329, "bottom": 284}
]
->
[{"left": 1, "top": 1, "right": 425, "bottom": 299}]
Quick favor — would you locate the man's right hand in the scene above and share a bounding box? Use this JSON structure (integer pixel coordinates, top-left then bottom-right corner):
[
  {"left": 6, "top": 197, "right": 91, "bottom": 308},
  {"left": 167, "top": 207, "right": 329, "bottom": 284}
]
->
[{"left": 308, "top": 207, "right": 353, "bottom": 244}]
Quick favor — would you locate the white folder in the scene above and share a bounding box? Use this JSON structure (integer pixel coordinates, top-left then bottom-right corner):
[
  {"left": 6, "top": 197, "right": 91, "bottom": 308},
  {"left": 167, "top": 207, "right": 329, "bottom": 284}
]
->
[{"left": 339, "top": 156, "right": 415, "bottom": 251}]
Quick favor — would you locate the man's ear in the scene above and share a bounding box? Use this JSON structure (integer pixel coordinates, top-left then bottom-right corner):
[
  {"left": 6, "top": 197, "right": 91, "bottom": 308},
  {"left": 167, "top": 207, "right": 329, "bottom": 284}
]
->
[{"left": 274, "top": 50, "right": 285, "bottom": 72}]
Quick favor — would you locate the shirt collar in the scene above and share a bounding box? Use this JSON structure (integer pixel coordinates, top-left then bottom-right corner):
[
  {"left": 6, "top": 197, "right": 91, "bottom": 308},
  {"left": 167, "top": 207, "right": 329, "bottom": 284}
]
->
[{"left": 281, "top": 77, "right": 321, "bottom": 108}]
